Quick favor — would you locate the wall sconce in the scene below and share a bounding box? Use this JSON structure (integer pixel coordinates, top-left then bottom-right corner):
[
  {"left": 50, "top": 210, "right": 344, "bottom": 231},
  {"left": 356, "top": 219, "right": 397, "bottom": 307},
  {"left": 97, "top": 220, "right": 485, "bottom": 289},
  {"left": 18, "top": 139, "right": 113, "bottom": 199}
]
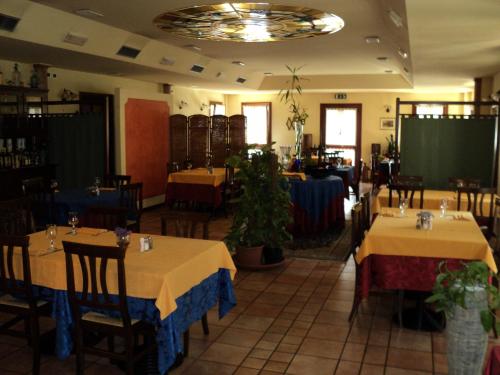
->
[
  {"left": 200, "top": 103, "right": 208, "bottom": 111},
  {"left": 178, "top": 100, "right": 188, "bottom": 109},
  {"left": 383, "top": 105, "right": 391, "bottom": 113}
]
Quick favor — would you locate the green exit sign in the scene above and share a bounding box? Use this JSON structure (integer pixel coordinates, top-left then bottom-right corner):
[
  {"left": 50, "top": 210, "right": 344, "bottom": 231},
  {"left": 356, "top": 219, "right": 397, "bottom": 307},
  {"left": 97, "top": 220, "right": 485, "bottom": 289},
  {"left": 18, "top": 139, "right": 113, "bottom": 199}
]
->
[{"left": 334, "top": 93, "right": 347, "bottom": 99}]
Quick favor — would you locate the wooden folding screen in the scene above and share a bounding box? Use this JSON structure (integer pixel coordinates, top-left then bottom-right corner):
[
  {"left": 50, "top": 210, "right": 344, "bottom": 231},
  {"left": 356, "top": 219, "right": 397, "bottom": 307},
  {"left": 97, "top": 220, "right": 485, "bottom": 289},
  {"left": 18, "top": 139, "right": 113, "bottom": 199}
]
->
[
  {"left": 211, "top": 115, "right": 228, "bottom": 167},
  {"left": 169, "top": 114, "right": 188, "bottom": 164},
  {"left": 188, "top": 115, "right": 209, "bottom": 168},
  {"left": 228, "top": 115, "right": 246, "bottom": 156}
]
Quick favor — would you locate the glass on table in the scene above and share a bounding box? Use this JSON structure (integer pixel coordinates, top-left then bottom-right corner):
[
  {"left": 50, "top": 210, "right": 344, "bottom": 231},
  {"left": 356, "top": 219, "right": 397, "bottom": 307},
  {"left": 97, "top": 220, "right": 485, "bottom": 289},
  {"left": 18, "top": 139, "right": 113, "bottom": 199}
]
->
[
  {"left": 439, "top": 198, "right": 448, "bottom": 218},
  {"left": 68, "top": 211, "right": 79, "bottom": 235},
  {"left": 45, "top": 224, "right": 57, "bottom": 252},
  {"left": 399, "top": 198, "right": 408, "bottom": 217}
]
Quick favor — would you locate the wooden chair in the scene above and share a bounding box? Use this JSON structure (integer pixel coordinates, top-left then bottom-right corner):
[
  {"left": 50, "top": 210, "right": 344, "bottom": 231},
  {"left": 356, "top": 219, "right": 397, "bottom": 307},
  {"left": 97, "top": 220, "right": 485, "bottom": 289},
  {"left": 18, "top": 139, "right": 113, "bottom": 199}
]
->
[
  {"left": 348, "top": 203, "right": 364, "bottom": 321},
  {"left": 493, "top": 197, "right": 500, "bottom": 256},
  {"left": 350, "top": 159, "right": 363, "bottom": 201},
  {"left": 62, "top": 241, "right": 156, "bottom": 375},
  {"left": 22, "top": 177, "right": 55, "bottom": 228},
  {"left": 119, "top": 183, "right": 143, "bottom": 232},
  {"left": 160, "top": 210, "right": 211, "bottom": 356},
  {"left": 222, "top": 165, "right": 242, "bottom": 215},
  {"left": 457, "top": 187, "right": 495, "bottom": 239},
  {"left": 448, "top": 177, "right": 481, "bottom": 190},
  {"left": 392, "top": 175, "right": 424, "bottom": 186},
  {"left": 388, "top": 183, "right": 424, "bottom": 209},
  {"left": 0, "top": 197, "right": 34, "bottom": 234},
  {"left": 85, "top": 206, "right": 129, "bottom": 231},
  {"left": 360, "top": 191, "right": 371, "bottom": 232},
  {"left": 103, "top": 174, "right": 131, "bottom": 188},
  {"left": 0, "top": 208, "right": 30, "bottom": 235},
  {"left": 370, "top": 155, "right": 381, "bottom": 190},
  {"left": 0, "top": 235, "right": 51, "bottom": 375}
]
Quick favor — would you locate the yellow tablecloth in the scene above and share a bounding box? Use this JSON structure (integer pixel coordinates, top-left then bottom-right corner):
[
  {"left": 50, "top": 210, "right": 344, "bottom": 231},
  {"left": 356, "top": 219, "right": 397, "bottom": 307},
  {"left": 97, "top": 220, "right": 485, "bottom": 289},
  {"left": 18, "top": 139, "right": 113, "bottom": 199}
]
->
[
  {"left": 356, "top": 208, "right": 497, "bottom": 273},
  {"left": 372, "top": 186, "right": 496, "bottom": 216},
  {"left": 283, "top": 172, "right": 307, "bottom": 181},
  {"left": 167, "top": 168, "right": 226, "bottom": 187},
  {"left": 26, "top": 228, "right": 236, "bottom": 319}
]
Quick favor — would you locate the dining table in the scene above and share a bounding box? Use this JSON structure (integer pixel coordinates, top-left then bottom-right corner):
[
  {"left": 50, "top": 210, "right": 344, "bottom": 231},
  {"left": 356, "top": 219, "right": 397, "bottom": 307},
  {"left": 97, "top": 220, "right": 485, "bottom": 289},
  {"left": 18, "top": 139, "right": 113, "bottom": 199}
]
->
[
  {"left": 288, "top": 175, "right": 345, "bottom": 237},
  {"left": 165, "top": 168, "right": 226, "bottom": 208},
  {"left": 331, "top": 166, "right": 355, "bottom": 197},
  {"left": 24, "top": 228, "right": 237, "bottom": 374},
  {"left": 355, "top": 207, "right": 496, "bottom": 316}
]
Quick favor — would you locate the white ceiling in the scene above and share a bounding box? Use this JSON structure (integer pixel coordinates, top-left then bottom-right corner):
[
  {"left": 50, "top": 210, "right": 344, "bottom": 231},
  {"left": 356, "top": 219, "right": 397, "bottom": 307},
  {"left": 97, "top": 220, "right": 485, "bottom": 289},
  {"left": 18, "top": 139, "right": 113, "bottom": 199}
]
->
[{"left": 0, "top": 0, "right": 498, "bottom": 91}]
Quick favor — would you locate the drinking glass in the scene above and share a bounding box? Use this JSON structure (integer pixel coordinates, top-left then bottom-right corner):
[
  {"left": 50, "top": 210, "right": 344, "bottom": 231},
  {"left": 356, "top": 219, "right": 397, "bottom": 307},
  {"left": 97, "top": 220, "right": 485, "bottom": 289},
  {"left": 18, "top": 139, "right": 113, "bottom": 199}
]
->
[
  {"left": 399, "top": 198, "right": 408, "bottom": 217},
  {"left": 94, "top": 177, "right": 101, "bottom": 188},
  {"left": 68, "top": 211, "right": 79, "bottom": 235},
  {"left": 45, "top": 224, "right": 57, "bottom": 252},
  {"left": 440, "top": 198, "right": 448, "bottom": 218}
]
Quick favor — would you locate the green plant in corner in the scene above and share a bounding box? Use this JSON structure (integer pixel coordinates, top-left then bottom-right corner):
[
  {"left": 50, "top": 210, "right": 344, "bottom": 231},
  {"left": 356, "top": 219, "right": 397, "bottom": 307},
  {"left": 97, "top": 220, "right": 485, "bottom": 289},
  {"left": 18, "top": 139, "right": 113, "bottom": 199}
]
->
[
  {"left": 426, "top": 261, "right": 500, "bottom": 332},
  {"left": 278, "top": 65, "right": 309, "bottom": 130}
]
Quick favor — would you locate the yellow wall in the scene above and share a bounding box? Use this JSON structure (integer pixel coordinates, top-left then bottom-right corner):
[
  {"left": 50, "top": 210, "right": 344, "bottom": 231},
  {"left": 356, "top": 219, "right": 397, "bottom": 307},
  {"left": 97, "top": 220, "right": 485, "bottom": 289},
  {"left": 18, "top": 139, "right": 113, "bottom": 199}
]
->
[
  {"left": 171, "top": 86, "right": 226, "bottom": 116},
  {"left": 226, "top": 91, "right": 467, "bottom": 162}
]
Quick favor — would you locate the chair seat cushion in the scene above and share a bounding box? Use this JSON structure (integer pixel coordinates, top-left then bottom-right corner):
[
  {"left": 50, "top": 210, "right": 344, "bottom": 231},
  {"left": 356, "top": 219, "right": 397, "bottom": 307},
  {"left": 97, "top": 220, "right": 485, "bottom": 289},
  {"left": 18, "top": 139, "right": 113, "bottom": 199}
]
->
[
  {"left": 82, "top": 311, "right": 139, "bottom": 327},
  {"left": 0, "top": 294, "right": 48, "bottom": 309}
]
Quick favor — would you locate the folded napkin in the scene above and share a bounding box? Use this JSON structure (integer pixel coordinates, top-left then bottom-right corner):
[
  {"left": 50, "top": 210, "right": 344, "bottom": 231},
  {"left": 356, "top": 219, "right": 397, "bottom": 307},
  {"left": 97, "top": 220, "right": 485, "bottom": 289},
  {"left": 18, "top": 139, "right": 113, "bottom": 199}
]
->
[
  {"left": 36, "top": 248, "right": 63, "bottom": 257},
  {"left": 380, "top": 212, "right": 396, "bottom": 217},
  {"left": 76, "top": 227, "right": 108, "bottom": 236},
  {"left": 452, "top": 214, "right": 470, "bottom": 221}
]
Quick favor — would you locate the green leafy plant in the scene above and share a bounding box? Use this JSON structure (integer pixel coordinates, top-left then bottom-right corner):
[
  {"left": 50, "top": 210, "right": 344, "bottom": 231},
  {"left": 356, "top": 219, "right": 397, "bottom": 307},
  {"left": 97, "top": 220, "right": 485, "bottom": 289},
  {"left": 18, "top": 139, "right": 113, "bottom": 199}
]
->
[
  {"left": 426, "top": 261, "right": 500, "bottom": 332},
  {"left": 278, "top": 65, "right": 309, "bottom": 130},
  {"left": 225, "top": 144, "right": 292, "bottom": 250}
]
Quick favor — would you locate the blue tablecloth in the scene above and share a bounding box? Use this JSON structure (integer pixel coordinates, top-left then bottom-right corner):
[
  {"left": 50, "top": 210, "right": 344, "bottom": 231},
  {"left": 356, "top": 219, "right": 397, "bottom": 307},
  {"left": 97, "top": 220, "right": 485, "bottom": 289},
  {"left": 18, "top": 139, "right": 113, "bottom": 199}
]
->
[
  {"left": 53, "top": 189, "right": 121, "bottom": 224},
  {"left": 34, "top": 268, "right": 235, "bottom": 374},
  {"left": 289, "top": 176, "right": 345, "bottom": 222}
]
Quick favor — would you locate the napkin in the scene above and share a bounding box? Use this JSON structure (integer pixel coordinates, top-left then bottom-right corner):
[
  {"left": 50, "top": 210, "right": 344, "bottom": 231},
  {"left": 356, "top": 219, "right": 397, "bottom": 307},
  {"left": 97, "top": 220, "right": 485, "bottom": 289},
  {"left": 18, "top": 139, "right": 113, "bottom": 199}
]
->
[
  {"left": 36, "top": 248, "right": 63, "bottom": 257},
  {"left": 452, "top": 214, "right": 470, "bottom": 221},
  {"left": 76, "top": 227, "right": 108, "bottom": 236}
]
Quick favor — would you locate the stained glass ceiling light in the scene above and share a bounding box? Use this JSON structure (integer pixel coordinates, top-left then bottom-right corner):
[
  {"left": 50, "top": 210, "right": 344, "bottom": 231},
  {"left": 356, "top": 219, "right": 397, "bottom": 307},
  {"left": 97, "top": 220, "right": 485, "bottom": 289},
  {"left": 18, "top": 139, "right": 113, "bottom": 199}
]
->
[{"left": 153, "top": 3, "right": 345, "bottom": 42}]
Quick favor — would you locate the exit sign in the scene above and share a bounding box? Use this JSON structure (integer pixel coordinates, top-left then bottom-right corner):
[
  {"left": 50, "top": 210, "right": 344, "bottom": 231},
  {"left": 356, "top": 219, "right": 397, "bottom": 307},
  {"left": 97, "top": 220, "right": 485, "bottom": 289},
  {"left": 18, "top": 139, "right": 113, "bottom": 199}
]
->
[{"left": 334, "top": 93, "right": 347, "bottom": 99}]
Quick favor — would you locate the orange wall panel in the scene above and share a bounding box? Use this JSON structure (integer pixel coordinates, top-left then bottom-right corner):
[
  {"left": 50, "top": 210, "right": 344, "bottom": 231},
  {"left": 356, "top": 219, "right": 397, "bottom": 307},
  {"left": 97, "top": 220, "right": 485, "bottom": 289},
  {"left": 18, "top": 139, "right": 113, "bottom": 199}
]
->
[{"left": 125, "top": 99, "right": 169, "bottom": 199}]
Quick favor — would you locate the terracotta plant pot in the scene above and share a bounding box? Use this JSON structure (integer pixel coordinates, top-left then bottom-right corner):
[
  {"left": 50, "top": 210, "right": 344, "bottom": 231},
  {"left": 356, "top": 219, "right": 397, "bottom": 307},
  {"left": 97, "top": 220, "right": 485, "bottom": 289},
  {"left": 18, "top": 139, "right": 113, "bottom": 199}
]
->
[{"left": 236, "top": 245, "right": 264, "bottom": 268}]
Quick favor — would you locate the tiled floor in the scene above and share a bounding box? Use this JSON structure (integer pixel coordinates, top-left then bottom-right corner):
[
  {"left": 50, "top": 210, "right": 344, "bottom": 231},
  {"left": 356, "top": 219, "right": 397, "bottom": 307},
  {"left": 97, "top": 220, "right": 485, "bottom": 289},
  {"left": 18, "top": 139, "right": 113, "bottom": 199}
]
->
[{"left": 1, "top": 186, "right": 498, "bottom": 374}]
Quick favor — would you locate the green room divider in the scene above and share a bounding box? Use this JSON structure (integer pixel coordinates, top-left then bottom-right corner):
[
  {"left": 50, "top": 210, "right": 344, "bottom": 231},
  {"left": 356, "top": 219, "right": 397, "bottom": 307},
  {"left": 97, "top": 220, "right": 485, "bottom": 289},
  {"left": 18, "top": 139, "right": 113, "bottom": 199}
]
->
[{"left": 400, "top": 116, "right": 497, "bottom": 189}]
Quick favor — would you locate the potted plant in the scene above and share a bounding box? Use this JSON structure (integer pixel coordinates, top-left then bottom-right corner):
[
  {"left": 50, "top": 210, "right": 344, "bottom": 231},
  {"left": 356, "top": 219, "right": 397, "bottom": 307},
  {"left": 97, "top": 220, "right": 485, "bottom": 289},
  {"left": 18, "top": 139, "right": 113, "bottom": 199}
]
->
[
  {"left": 426, "top": 261, "right": 500, "bottom": 375},
  {"left": 225, "top": 144, "right": 291, "bottom": 268},
  {"left": 279, "top": 65, "right": 309, "bottom": 164}
]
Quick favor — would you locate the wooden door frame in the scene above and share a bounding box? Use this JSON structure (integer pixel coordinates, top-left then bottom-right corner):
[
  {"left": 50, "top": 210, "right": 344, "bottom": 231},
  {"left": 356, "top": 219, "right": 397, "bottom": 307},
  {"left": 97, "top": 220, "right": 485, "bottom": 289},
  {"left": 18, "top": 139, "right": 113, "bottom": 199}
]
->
[{"left": 320, "top": 103, "right": 362, "bottom": 164}]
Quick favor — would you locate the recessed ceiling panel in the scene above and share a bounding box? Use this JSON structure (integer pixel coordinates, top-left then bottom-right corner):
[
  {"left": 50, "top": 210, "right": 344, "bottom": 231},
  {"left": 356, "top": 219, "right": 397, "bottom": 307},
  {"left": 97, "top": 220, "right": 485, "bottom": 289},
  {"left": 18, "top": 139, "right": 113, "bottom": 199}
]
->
[{"left": 153, "top": 3, "right": 344, "bottom": 42}]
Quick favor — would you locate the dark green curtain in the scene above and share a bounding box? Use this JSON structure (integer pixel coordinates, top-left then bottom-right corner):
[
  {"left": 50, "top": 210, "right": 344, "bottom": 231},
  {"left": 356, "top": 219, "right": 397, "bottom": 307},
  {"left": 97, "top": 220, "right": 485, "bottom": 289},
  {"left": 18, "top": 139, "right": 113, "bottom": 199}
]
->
[
  {"left": 47, "top": 113, "right": 105, "bottom": 189},
  {"left": 400, "top": 117, "right": 496, "bottom": 189}
]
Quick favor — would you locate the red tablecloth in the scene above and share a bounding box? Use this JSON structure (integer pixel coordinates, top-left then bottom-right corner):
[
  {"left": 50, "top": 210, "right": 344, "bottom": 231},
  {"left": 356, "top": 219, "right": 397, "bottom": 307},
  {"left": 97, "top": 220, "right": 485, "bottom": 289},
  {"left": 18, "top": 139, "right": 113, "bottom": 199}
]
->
[
  {"left": 291, "top": 196, "right": 345, "bottom": 236},
  {"left": 165, "top": 182, "right": 223, "bottom": 208},
  {"left": 485, "top": 346, "right": 500, "bottom": 375}
]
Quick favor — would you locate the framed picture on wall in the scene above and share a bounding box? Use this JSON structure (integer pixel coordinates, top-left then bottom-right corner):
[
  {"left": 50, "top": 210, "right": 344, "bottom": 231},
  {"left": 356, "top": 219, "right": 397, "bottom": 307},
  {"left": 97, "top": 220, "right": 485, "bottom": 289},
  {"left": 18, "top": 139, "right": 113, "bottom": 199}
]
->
[{"left": 380, "top": 118, "right": 395, "bottom": 130}]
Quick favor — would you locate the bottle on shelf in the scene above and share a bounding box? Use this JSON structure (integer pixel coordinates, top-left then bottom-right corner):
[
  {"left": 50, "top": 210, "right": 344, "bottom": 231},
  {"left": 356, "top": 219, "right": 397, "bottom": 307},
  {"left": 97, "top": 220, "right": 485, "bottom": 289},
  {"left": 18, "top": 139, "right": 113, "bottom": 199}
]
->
[{"left": 12, "top": 63, "right": 21, "bottom": 86}]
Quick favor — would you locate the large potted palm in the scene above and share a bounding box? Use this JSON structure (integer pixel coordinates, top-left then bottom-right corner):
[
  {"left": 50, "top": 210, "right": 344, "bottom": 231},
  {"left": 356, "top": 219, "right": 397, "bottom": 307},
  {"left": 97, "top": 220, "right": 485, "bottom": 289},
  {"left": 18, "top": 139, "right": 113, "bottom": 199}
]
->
[
  {"left": 426, "top": 261, "right": 500, "bottom": 375},
  {"left": 225, "top": 145, "right": 291, "bottom": 269}
]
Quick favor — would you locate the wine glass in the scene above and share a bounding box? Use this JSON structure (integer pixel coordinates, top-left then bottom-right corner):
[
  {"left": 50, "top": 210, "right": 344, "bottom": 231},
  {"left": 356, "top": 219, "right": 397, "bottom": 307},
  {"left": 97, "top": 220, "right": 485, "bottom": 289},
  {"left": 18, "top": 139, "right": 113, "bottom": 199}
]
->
[
  {"left": 399, "top": 198, "right": 408, "bottom": 217},
  {"left": 45, "top": 224, "right": 57, "bottom": 252},
  {"left": 440, "top": 198, "right": 448, "bottom": 218},
  {"left": 68, "top": 211, "right": 79, "bottom": 235}
]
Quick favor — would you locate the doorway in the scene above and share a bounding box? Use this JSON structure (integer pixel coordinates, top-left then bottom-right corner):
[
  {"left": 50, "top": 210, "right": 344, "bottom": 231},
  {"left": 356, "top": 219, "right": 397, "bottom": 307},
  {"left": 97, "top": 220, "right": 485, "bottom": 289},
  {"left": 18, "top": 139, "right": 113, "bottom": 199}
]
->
[{"left": 320, "top": 103, "right": 362, "bottom": 165}]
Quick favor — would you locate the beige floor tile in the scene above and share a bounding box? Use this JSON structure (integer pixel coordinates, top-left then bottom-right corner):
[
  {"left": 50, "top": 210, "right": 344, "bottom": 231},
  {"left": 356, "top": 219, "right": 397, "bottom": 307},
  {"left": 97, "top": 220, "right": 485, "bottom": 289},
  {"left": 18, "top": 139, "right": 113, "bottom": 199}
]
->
[
  {"left": 200, "top": 342, "right": 251, "bottom": 366},
  {"left": 360, "top": 363, "right": 384, "bottom": 375},
  {"left": 217, "top": 327, "right": 263, "bottom": 348},
  {"left": 340, "top": 342, "right": 365, "bottom": 362},
  {"left": 270, "top": 351, "right": 294, "bottom": 363},
  {"left": 385, "top": 367, "right": 432, "bottom": 375},
  {"left": 335, "top": 360, "right": 361, "bottom": 374},
  {"left": 181, "top": 359, "right": 237, "bottom": 375},
  {"left": 240, "top": 357, "right": 266, "bottom": 370},
  {"left": 249, "top": 348, "right": 272, "bottom": 360},
  {"left": 297, "top": 338, "right": 344, "bottom": 359},
  {"left": 390, "top": 330, "right": 432, "bottom": 352},
  {"left": 286, "top": 354, "right": 337, "bottom": 375},
  {"left": 307, "top": 323, "right": 350, "bottom": 342},
  {"left": 263, "top": 360, "right": 289, "bottom": 373},
  {"left": 363, "top": 345, "right": 387, "bottom": 365},
  {"left": 234, "top": 367, "right": 260, "bottom": 375},
  {"left": 386, "top": 348, "right": 433, "bottom": 372},
  {"left": 231, "top": 314, "right": 275, "bottom": 332}
]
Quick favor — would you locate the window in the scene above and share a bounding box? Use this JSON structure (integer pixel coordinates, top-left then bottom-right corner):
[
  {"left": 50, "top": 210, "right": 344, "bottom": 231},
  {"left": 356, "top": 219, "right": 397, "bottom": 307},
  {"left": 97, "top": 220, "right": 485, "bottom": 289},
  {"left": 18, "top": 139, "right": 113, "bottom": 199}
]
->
[
  {"left": 209, "top": 101, "right": 225, "bottom": 116},
  {"left": 241, "top": 102, "right": 271, "bottom": 145},
  {"left": 414, "top": 104, "right": 448, "bottom": 118}
]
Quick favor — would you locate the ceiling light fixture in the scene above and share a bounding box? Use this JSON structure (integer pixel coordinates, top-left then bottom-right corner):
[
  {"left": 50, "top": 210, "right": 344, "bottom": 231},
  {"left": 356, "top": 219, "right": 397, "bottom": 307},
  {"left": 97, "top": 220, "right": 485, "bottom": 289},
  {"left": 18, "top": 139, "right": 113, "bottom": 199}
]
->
[
  {"left": 385, "top": 70, "right": 393, "bottom": 73},
  {"left": 232, "top": 61, "right": 245, "bottom": 66},
  {"left": 154, "top": 3, "right": 344, "bottom": 42},
  {"left": 377, "top": 57, "right": 388, "bottom": 61},
  {"left": 264, "top": 72, "right": 273, "bottom": 76},
  {"left": 75, "top": 9, "right": 104, "bottom": 18},
  {"left": 398, "top": 48, "right": 408, "bottom": 59},
  {"left": 365, "top": 36, "right": 380, "bottom": 44},
  {"left": 63, "top": 32, "right": 88, "bottom": 46},
  {"left": 159, "top": 57, "right": 175, "bottom": 66},
  {"left": 388, "top": 9, "right": 403, "bottom": 28}
]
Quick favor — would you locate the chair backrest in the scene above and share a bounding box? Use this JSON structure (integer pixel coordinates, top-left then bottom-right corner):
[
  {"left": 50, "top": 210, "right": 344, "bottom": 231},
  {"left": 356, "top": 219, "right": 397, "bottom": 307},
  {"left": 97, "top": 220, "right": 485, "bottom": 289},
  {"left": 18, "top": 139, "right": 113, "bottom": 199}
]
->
[
  {"left": 103, "top": 175, "right": 131, "bottom": 188},
  {"left": 457, "top": 186, "right": 495, "bottom": 218},
  {"left": 0, "top": 235, "right": 35, "bottom": 307},
  {"left": 393, "top": 175, "right": 423, "bottom": 187},
  {"left": 160, "top": 210, "right": 211, "bottom": 239},
  {"left": 62, "top": 241, "right": 132, "bottom": 328},
  {"left": 494, "top": 197, "right": 500, "bottom": 255},
  {"left": 360, "top": 191, "right": 371, "bottom": 231},
  {"left": 21, "top": 177, "right": 55, "bottom": 226},
  {"left": 388, "top": 183, "right": 424, "bottom": 209},
  {"left": 0, "top": 208, "right": 30, "bottom": 235},
  {"left": 86, "top": 206, "right": 128, "bottom": 231},
  {"left": 351, "top": 202, "right": 363, "bottom": 255},
  {"left": 448, "top": 177, "right": 481, "bottom": 190},
  {"left": 352, "top": 159, "right": 363, "bottom": 186},
  {"left": 0, "top": 197, "right": 34, "bottom": 234},
  {"left": 119, "top": 183, "right": 143, "bottom": 214}
]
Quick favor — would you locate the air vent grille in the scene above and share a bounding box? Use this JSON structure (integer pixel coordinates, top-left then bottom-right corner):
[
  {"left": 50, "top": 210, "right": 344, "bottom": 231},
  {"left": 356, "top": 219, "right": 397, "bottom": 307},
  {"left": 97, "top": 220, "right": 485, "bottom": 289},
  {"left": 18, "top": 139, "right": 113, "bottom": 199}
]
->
[
  {"left": 63, "top": 32, "right": 88, "bottom": 46},
  {"left": 0, "top": 13, "right": 20, "bottom": 32},
  {"left": 116, "top": 45, "right": 141, "bottom": 59},
  {"left": 190, "top": 64, "right": 204, "bottom": 73},
  {"left": 236, "top": 77, "right": 246, "bottom": 84}
]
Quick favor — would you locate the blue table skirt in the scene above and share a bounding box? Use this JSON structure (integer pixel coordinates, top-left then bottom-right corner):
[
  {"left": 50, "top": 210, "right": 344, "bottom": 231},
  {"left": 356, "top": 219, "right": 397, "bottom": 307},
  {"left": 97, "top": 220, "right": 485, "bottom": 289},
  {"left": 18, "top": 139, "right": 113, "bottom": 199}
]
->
[
  {"left": 34, "top": 268, "right": 236, "bottom": 374},
  {"left": 336, "top": 166, "right": 355, "bottom": 184},
  {"left": 289, "top": 176, "right": 345, "bottom": 223}
]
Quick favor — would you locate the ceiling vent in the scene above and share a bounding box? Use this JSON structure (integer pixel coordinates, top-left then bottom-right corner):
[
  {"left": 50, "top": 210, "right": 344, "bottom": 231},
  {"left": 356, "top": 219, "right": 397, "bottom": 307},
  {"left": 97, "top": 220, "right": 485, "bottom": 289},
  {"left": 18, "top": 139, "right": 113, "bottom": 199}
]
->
[
  {"left": 63, "top": 32, "right": 88, "bottom": 46},
  {"left": 116, "top": 45, "right": 141, "bottom": 59},
  {"left": 190, "top": 64, "right": 204, "bottom": 73},
  {"left": 160, "top": 57, "right": 175, "bottom": 66},
  {"left": 236, "top": 77, "right": 246, "bottom": 84},
  {"left": 0, "top": 13, "right": 20, "bottom": 32}
]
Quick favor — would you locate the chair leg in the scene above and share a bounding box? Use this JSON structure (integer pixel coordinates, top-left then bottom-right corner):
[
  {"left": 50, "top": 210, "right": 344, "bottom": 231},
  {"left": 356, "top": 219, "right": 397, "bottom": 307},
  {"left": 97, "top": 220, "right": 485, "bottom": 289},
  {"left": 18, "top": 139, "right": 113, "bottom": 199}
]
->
[
  {"left": 183, "top": 329, "right": 190, "bottom": 357},
  {"left": 75, "top": 332, "right": 85, "bottom": 375},
  {"left": 107, "top": 335, "right": 115, "bottom": 363},
  {"left": 201, "top": 314, "right": 209, "bottom": 335},
  {"left": 30, "top": 315, "right": 41, "bottom": 375},
  {"left": 125, "top": 338, "right": 135, "bottom": 375},
  {"left": 397, "top": 290, "right": 404, "bottom": 328}
]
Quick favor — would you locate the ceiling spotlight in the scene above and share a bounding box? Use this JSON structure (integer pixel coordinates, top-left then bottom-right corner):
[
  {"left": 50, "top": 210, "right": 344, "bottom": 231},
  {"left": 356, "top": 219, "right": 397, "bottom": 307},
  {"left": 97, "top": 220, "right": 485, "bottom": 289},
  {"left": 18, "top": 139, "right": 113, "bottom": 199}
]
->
[
  {"left": 398, "top": 49, "right": 408, "bottom": 59},
  {"left": 232, "top": 61, "right": 245, "bottom": 66},
  {"left": 377, "top": 57, "right": 388, "bottom": 61},
  {"left": 63, "top": 32, "right": 88, "bottom": 46},
  {"left": 388, "top": 9, "right": 403, "bottom": 28},
  {"left": 160, "top": 57, "right": 175, "bottom": 66},
  {"left": 264, "top": 72, "right": 273, "bottom": 76},
  {"left": 365, "top": 36, "right": 380, "bottom": 44},
  {"left": 385, "top": 70, "right": 393, "bottom": 74},
  {"left": 183, "top": 44, "right": 202, "bottom": 52},
  {"left": 75, "top": 9, "right": 104, "bottom": 18}
]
